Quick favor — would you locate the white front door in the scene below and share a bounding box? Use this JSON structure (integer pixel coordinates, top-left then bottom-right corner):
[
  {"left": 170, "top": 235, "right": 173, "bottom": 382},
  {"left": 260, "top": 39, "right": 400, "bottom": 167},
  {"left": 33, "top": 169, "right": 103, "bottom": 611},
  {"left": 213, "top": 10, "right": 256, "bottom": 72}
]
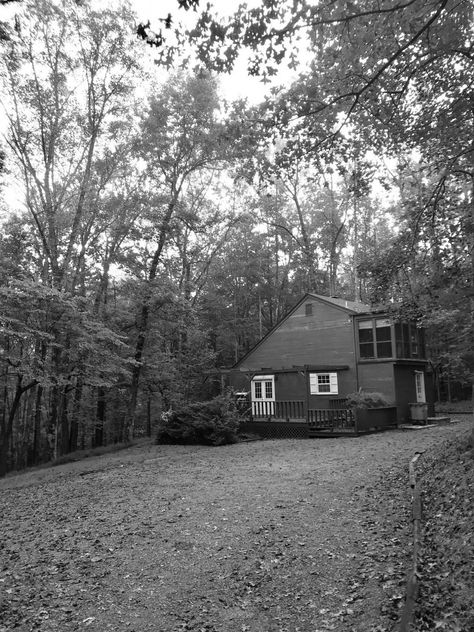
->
[
  {"left": 251, "top": 375, "right": 275, "bottom": 417},
  {"left": 415, "top": 371, "right": 426, "bottom": 403}
]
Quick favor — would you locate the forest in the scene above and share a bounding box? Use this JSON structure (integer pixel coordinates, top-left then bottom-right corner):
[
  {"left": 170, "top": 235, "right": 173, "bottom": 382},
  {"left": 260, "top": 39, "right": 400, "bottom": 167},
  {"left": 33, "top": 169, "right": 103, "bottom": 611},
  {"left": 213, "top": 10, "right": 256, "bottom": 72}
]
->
[{"left": 0, "top": 0, "right": 472, "bottom": 475}]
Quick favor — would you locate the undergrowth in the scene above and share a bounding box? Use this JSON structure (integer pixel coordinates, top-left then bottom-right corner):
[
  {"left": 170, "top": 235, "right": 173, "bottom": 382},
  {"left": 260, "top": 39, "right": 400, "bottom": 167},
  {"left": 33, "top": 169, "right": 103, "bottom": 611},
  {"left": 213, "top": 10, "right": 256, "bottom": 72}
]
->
[
  {"left": 414, "top": 432, "right": 474, "bottom": 631},
  {"left": 435, "top": 400, "right": 472, "bottom": 414},
  {"left": 156, "top": 392, "right": 243, "bottom": 446}
]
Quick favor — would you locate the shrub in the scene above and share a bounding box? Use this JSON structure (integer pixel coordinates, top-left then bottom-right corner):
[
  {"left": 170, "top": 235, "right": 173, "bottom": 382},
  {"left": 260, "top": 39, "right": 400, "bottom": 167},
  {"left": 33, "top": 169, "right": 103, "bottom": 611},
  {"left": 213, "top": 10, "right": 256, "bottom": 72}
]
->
[
  {"left": 156, "top": 392, "right": 243, "bottom": 446},
  {"left": 345, "top": 391, "right": 392, "bottom": 409}
]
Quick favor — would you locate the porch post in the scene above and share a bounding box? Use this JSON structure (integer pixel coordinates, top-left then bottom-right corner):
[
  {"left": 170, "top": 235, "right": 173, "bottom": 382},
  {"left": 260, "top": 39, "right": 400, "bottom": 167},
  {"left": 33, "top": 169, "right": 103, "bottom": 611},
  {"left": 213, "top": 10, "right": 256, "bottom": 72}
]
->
[{"left": 304, "top": 366, "right": 310, "bottom": 422}]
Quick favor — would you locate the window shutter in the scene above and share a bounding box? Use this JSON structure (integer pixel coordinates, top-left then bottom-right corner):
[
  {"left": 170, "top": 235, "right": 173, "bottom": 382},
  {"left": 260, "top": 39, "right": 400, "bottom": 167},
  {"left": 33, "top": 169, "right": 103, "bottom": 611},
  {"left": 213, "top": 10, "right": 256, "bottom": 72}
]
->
[{"left": 329, "top": 373, "right": 338, "bottom": 394}]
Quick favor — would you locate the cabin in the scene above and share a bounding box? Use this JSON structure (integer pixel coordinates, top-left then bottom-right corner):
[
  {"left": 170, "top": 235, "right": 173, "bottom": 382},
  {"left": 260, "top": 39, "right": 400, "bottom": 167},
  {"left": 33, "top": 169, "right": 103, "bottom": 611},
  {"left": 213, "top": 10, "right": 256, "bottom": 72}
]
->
[{"left": 224, "top": 293, "right": 434, "bottom": 435}]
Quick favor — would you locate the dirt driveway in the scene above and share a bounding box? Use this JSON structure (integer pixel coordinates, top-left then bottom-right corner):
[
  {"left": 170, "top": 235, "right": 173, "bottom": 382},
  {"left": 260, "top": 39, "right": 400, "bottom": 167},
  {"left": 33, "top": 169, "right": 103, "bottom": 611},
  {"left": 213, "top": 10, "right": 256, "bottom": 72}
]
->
[{"left": 0, "top": 420, "right": 471, "bottom": 632}]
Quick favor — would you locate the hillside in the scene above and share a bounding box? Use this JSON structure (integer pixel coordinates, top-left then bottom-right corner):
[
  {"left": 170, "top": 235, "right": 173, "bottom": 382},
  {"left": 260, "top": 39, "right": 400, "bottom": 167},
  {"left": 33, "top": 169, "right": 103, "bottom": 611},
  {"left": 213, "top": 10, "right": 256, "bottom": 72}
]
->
[
  {"left": 414, "top": 428, "right": 474, "bottom": 631},
  {"left": 0, "top": 419, "right": 472, "bottom": 632}
]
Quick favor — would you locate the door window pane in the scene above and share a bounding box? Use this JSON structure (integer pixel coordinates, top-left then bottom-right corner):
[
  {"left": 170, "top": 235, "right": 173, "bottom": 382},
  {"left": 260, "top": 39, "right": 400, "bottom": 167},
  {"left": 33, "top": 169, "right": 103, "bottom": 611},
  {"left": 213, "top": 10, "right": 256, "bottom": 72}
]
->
[{"left": 265, "top": 381, "right": 273, "bottom": 399}]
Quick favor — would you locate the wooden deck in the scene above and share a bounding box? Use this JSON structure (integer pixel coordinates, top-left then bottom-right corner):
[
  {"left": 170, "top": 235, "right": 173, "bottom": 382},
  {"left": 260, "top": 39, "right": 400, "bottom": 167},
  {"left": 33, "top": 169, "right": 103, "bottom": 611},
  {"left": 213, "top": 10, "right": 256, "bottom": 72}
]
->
[{"left": 245, "top": 399, "right": 397, "bottom": 437}]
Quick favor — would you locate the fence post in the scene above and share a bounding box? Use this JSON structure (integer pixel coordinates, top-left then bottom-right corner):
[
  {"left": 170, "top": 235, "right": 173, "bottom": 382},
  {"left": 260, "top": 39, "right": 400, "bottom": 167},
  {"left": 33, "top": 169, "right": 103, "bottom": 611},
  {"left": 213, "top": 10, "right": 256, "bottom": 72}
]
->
[
  {"left": 399, "top": 451, "right": 424, "bottom": 632},
  {"left": 304, "top": 366, "right": 310, "bottom": 423}
]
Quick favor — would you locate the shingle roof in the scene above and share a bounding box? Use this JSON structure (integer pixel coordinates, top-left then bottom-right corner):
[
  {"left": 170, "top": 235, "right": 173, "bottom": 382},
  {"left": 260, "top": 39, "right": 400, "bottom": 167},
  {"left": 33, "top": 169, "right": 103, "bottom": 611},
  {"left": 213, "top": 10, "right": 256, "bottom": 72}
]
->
[{"left": 308, "top": 293, "right": 372, "bottom": 314}]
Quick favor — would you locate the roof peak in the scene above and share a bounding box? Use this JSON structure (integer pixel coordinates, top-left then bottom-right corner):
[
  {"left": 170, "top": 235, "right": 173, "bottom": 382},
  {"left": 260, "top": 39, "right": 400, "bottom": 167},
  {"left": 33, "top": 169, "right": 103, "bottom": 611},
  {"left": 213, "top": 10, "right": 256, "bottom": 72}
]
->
[{"left": 307, "top": 293, "right": 371, "bottom": 313}]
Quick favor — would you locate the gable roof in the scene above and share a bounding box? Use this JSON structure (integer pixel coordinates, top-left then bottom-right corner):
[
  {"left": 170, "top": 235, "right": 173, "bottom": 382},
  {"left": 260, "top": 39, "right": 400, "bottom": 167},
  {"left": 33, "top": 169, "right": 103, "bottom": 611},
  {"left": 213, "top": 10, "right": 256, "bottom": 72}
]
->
[{"left": 232, "top": 292, "right": 374, "bottom": 369}]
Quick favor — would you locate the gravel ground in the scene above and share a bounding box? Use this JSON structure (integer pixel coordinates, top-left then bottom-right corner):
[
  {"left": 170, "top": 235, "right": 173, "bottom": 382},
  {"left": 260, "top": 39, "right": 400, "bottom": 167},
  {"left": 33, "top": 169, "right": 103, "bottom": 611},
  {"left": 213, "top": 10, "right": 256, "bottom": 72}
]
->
[{"left": 0, "top": 418, "right": 471, "bottom": 632}]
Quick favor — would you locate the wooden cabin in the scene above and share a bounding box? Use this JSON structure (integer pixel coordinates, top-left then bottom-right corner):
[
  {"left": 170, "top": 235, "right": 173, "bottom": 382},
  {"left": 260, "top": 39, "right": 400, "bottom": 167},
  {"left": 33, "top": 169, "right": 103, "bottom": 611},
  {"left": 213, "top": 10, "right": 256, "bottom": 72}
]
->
[{"left": 225, "top": 293, "right": 434, "bottom": 434}]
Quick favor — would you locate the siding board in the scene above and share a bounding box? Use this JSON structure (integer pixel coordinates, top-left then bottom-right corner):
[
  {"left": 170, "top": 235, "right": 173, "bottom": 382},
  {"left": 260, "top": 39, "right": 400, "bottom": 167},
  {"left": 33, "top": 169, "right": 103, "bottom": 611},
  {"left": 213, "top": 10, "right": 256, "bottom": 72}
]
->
[{"left": 237, "top": 299, "right": 356, "bottom": 370}]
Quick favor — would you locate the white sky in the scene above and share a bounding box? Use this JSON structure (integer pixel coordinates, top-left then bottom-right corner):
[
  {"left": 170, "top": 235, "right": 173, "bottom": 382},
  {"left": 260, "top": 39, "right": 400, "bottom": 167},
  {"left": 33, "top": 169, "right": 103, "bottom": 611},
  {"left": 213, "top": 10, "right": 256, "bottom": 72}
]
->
[
  {"left": 131, "top": 0, "right": 297, "bottom": 103},
  {"left": 0, "top": 0, "right": 297, "bottom": 104}
]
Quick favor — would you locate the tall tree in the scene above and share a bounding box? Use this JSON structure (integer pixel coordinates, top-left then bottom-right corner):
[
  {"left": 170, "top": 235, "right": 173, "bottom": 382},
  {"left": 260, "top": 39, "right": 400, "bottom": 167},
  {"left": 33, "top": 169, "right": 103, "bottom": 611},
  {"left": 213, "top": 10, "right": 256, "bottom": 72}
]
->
[
  {"left": 0, "top": 0, "right": 141, "bottom": 470},
  {"left": 126, "top": 72, "right": 235, "bottom": 437},
  {"left": 1, "top": 0, "right": 139, "bottom": 289}
]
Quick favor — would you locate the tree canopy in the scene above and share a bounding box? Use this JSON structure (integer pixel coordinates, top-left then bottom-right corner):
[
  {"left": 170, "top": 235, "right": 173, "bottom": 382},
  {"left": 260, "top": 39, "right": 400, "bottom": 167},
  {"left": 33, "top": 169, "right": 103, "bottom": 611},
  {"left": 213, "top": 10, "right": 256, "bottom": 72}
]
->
[{"left": 0, "top": 0, "right": 473, "bottom": 474}]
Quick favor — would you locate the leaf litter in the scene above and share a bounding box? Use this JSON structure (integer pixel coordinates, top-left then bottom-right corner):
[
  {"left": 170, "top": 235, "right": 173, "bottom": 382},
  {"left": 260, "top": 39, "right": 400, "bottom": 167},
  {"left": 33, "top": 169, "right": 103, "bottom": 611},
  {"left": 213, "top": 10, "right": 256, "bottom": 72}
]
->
[{"left": 0, "top": 419, "right": 471, "bottom": 632}]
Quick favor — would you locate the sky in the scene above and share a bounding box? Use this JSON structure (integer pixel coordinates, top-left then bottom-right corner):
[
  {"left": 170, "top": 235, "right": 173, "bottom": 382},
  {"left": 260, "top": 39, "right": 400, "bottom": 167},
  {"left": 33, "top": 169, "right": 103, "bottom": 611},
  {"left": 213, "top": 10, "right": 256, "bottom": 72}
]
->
[
  {"left": 0, "top": 0, "right": 296, "bottom": 104},
  {"left": 0, "top": 0, "right": 275, "bottom": 217},
  {"left": 130, "top": 0, "right": 296, "bottom": 104}
]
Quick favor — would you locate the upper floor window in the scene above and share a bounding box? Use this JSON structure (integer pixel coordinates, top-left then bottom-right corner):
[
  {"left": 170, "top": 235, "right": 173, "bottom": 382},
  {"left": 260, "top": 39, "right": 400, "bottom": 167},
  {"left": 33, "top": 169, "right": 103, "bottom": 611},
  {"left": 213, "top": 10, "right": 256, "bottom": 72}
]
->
[
  {"left": 395, "top": 323, "right": 426, "bottom": 359},
  {"left": 305, "top": 302, "right": 313, "bottom": 316},
  {"left": 358, "top": 318, "right": 393, "bottom": 359}
]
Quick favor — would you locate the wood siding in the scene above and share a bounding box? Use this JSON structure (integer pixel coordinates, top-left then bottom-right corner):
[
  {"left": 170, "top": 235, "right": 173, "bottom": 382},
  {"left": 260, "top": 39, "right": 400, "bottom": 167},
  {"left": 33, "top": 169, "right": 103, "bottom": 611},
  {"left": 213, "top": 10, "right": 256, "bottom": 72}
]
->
[
  {"left": 274, "top": 372, "right": 306, "bottom": 400},
  {"left": 393, "top": 364, "right": 434, "bottom": 422},
  {"left": 237, "top": 298, "right": 356, "bottom": 371},
  {"left": 357, "top": 362, "right": 396, "bottom": 402}
]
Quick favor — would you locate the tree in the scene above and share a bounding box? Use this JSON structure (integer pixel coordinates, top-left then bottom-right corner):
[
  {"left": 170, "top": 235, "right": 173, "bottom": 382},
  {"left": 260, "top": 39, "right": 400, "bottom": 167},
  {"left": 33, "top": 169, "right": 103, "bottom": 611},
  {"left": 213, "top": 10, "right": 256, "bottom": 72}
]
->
[
  {"left": 0, "top": 0, "right": 142, "bottom": 471},
  {"left": 0, "top": 278, "right": 129, "bottom": 473},
  {"left": 1, "top": 0, "right": 140, "bottom": 290},
  {"left": 174, "top": 0, "right": 474, "bottom": 398},
  {"left": 126, "top": 72, "right": 237, "bottom": 437}
]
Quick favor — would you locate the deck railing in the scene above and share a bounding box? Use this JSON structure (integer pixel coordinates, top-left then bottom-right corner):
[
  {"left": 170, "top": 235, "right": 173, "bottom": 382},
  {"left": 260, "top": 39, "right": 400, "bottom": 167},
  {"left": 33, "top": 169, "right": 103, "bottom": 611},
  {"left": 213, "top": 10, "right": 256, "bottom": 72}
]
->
[
  {"left": 247, "top": 401, "right": 395, "bottom": 434},
  {"left": 252, "top": 400, "right": 305, "bottom": 420},
  {"left": 307, "top": 408, "right": 355, "bottom": 429},
  {"left": 250, "top": 401, "right": 355, "bottom": 428},
  {"left": 251, "top": 400, "right": 275, "bottom": 417}
]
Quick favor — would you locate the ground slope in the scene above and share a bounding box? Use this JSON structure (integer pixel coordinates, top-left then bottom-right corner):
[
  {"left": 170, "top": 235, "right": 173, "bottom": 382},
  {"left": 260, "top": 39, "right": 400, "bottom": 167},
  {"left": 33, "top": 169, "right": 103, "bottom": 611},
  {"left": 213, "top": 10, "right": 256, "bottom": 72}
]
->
[{"left": 0, "top": 419, "right": 471, "bottom": 632}]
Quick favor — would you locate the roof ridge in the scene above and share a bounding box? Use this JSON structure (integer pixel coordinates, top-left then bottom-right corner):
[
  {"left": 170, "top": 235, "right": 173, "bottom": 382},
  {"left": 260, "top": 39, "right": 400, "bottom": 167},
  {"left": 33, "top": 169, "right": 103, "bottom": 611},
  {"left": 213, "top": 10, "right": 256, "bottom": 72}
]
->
[{"left": 307, "top": 293, "right": 371, "bottom": 313}]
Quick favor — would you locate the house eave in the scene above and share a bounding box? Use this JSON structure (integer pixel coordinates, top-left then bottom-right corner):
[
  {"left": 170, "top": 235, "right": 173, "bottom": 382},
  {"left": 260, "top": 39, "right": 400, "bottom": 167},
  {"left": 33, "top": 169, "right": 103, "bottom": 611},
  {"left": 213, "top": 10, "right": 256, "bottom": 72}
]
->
[{"left": 230, "top": 365, "right": 350, "bottom": 374}]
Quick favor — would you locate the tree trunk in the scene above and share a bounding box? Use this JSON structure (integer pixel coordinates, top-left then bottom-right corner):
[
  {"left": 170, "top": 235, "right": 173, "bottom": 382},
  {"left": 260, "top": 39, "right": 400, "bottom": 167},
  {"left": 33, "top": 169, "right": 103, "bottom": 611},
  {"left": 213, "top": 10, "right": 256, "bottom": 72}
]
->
[
  {"left": 353, "top": 196, "right": 361, "bottom": 302},
  {"left": 146, "top": 395, "right": 152, "bottom": 438},
  {"left": 59, "top": 387, "right": 69, "bottom": 457},
  {"left": 31, "top": 384, "right": 43, "bottom": 465},
  {"left": 69, "top": 379, "right": 82, "bottom": 453},
  {"left": 128, "top": 194, "right": 180, "bottom": 440},
  {"left": 95, "top": 386, "right": 106, "bottom": 448},
  {"left": 0, "top": 376, "right": 37, "bottom": 477},
  {"left": 48, "top": 386, "right": 60, "bottom": 462}
]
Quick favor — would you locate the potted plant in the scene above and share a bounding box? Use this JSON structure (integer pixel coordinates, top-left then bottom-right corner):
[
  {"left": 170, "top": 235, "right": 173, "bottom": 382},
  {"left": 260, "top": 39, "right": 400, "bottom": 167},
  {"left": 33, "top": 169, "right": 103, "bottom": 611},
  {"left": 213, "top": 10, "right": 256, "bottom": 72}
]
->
[{"left": 345, "top": 391, "right": 397, "bottom": 433}]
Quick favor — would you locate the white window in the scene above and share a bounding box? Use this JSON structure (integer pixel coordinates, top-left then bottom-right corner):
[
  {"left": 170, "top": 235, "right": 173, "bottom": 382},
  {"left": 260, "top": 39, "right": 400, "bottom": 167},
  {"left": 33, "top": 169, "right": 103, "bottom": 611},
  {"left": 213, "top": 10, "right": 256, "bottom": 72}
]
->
[
  {"left": 251, "top": 375, "right": 275, "bottom": 416},
  {"left": 415, "top": 371, "right": 426, "bottom": 403},
  {"left": 309, "top": 372, "right": 338, "bottom": 395}
]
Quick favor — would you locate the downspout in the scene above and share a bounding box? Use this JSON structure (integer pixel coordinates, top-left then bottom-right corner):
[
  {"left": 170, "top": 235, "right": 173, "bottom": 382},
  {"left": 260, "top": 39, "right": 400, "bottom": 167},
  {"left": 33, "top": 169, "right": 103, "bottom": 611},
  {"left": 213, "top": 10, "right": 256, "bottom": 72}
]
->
[
  {"left": 304, "top": 365, "right": 310, "bottom": 424},
  {"left": 351, "top": 315, "right": 360, "bottom": 392},
  {"left": 351, "top": 315, "right": 360, "bottom": 434}
]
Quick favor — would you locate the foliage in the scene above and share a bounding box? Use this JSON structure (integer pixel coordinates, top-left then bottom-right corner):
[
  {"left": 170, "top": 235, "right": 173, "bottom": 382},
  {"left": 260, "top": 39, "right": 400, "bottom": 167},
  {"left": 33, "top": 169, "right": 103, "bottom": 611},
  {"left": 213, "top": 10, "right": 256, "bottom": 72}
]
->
[
  {"left": 0, "top": 278, "right": 130, "bottom": 388},
  {"left": 435, "top": 400, "right": 473, "bottom": 414},
  {"left": 1, "top": 0, "right": 139, "bottom": 290},
  {"left": 345, "top": 391, "right": 393, "bottom": 409},
  {"left": 156, "top": 392, "right": 243, "bottom": 446},
  {"left": 1, "top": 0, "right": 473, "bottom": 475},
  {"left": 415, "top": 434, "right": 474, "bottom": 631}
]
